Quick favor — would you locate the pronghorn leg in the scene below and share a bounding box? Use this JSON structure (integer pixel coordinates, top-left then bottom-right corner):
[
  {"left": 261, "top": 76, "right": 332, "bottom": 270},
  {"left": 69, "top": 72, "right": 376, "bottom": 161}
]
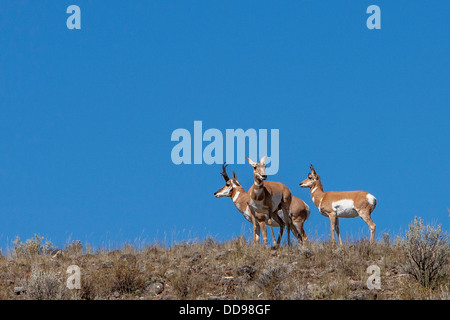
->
[
  {"left": 255, "top": 223, "right": 261, "bottom": 243},
  {"left": 293, "top": 216, "right": 308, "bottom": 242},
  {"left": 251, "top": 214, "right": 257, "bottom": 245},
  {"left": 359, "top": 211, "right": 376, "bottom": 244},
  {"left": 272, "top": 211, "right": 285, "bottom": 246},
  {"left": 267, "top": 216, "right": 278, "bottom": 249},
  {"left": 259, "top": 219, "right": 269, "bottom": 248},
  {"left": 253, "top": 222, "right": 259, "bottom": 245},
  {"left": 291, "top": 218, "right": 304, "bottom": 244},
  {"left": 301, "top": 222, "right": 308, "bottom": 242},
  {"left": 281, "top": 203, "right": 291, "bottom": 246},
  {"left": 249, "top": 207, "right": 259, "bottom": 245},
  {"left": 335, "top": 217, "right": 343, "bottom": 246},
  {"left": 329, "top": 213, "right": 337, "bottom": 244}
]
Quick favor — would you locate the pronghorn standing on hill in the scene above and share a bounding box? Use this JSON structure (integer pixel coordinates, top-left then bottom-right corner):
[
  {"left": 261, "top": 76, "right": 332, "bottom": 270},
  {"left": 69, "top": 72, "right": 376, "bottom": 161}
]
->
[
  {"left": 246, "top": 156, "right": 294, "bottom": 247},
  {"left": 214, "top": 163, "right": 309, "bottom": 244},
  {"left": 300, "top": 165, "right": 377, "bottom": 244}
]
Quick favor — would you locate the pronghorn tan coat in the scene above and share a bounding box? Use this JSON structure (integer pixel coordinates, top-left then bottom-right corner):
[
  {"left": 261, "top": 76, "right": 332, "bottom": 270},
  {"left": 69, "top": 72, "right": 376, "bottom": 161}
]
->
[
  {"left": 214, "top": 175, "right": 310, "bottom": 242},
  {"left": 300, "top": 165, "right": 377, "bottom": 244},
  {"left": 246, "top": 156, "right": 294, "bottom": 247}
]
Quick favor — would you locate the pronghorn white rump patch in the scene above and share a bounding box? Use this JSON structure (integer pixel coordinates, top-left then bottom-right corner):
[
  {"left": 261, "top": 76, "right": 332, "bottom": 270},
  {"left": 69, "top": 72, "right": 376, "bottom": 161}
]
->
[
  {"left": 366, "top": 194, "right": 377, "bottom": 208},
  {"left": 332, "top": 199, "right": 358, "bottom": 218},
  {"left": 232, "top": 191, "right": 240, "bottom": 203},
  {"left": 304, "top": 202, "right": 311, "bottom": 220}
]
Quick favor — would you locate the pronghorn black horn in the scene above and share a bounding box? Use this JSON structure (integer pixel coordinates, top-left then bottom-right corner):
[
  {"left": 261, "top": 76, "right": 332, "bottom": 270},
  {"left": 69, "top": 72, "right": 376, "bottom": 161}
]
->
[{"left": 220, "top": 162, "right": 230, "bottom": 181}]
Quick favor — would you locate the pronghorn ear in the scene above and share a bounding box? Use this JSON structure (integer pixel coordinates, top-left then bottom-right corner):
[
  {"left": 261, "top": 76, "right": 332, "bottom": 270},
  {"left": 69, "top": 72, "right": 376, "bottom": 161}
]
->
[
  {"left": 232, "top": 171, "right": 240, "bottom": 186},
  {"left": 260, "top": 155, "right": 267, "bottom": 165},
  {"left": 310, "top": 164, "right": 316, "bottom": 175},
  {"left": 247, "top": 157, "right": 257, "bottom": 167}
]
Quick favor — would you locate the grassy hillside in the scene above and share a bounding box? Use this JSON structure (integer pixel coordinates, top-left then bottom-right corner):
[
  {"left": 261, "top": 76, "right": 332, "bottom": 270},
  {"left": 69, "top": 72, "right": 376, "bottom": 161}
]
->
[{"left": 0, "top": 218, "right": 448, "bottom": 300}]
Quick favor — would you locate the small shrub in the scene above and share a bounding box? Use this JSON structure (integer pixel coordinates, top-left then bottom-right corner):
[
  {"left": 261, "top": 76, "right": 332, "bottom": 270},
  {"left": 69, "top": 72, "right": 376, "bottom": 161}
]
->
[
  {"left": 26, "top": 270, "right": 71, "bottom": 300},
  {"left": 257, "top": 264, "right": 289, "bottom": 300},
  {"left": 64, "top": 240, "right": 84, "bottom": 258},
  {"left": 111, "top": 257, "right": 145, "bottom": 294},
  {"left": 12, "top": 234, "right": 55, "bottom": 259},
  {"left": 80, "top": 273, "right": 96, "bottom": 300},
  {"left": 169, "top": 270, "right": 200, "bottom": 299},
  {"left": 402, "top": 217, "right": 449, "bottom": 288}
]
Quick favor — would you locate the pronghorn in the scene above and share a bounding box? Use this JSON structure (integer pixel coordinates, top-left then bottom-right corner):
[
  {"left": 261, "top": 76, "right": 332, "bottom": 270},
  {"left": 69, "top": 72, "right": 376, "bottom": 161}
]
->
[
  {"left": 299, "top": 165, "right": 377, "bottom": 244},
  {"left": 214, "top": 164, "right": 309, "bottom": 243},
  {"left": 246, "top": 156, "right": 293, "bottom": 248}
]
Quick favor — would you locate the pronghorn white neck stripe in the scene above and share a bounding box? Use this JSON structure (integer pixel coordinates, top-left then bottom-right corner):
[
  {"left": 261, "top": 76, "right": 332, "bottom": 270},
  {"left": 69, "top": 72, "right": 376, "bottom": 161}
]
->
[
  {"left": 253, "top": 188, "right": 263, "bottom": 196},
  {"left": 311, "top": 186, "right": 318, "bottom": 194},
  {"left": 254, "top": 181, "right": 263, "bottom": 187},
  {"left": 318, "top": 198, "right": 323, "bottom": 211},
  {"left": 232, "top": 191, "right": 240, "bottom": 203}
]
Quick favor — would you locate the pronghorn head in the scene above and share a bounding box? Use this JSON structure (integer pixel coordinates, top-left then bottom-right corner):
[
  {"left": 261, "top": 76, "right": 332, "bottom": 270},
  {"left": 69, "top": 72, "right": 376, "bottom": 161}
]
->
[
  {"left": 300, "top": 164, "right": 320, "bottom": 188},
  {"left": 247, "top": 156, "right": 267, "bottom": 182},
  {"left": 214, "top": 164, "right": 241, "bottom": 198}
]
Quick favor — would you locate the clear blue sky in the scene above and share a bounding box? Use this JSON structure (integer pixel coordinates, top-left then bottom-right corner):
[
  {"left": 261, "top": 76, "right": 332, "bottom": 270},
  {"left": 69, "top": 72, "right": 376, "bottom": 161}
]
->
[{"left": 0, "top": 1, "right": 449, "bottom": 250}]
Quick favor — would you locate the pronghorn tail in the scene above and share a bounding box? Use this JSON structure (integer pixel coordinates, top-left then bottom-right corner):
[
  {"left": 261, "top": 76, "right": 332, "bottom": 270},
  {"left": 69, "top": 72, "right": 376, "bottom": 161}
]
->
[{"left": 366, "top": 194, "right": 377, "bottom": 212}]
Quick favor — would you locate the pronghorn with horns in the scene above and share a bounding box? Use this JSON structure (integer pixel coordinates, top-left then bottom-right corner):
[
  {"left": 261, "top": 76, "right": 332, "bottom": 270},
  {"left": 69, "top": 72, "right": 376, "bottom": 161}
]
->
[
  {"left": 300, "top": 165, "right": 377, "bottom": 244},
  {"left": 246, "top": 156, "right": 295, "bottom": 247},
  {"left": 214, "top": 163, "right": 309, "bottom": 244}
]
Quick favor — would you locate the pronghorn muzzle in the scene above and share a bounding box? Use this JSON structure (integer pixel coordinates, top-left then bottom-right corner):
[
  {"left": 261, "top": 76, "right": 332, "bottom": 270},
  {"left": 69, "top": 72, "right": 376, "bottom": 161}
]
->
[
  {"left": 299, "top": 179, "right": 312, "bottom": 188},
  {"left": 214, "top": 186, "right": 232, "bottom": 198}
]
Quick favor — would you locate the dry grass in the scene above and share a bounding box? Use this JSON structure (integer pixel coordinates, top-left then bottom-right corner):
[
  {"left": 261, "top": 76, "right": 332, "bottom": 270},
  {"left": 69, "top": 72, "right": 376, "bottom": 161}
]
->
[{"left": 0, "top": 229, "right": 448, "bottom": 300}]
